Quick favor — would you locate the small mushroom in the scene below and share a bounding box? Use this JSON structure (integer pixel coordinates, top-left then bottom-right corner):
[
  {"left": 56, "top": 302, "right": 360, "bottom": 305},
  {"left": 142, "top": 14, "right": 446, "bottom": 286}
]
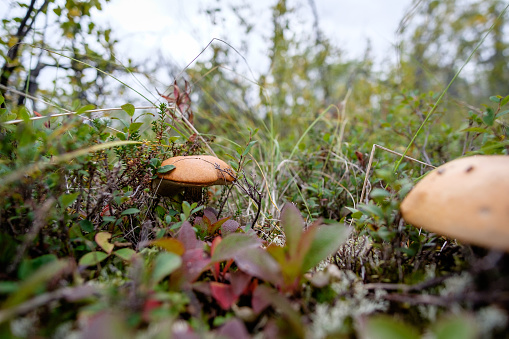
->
[
  {"left": 400, "top": 155, "right": 509, "bottom": 252},
  {"left": 152, "top": 155, "right": 236, "bottom": 198}
]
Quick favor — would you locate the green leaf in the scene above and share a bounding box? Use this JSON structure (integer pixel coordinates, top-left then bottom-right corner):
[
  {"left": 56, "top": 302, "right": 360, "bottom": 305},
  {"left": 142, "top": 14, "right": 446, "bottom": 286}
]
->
[
  {"left": 242, "top": 140, "right": 258, "bottom": 156},
  {"left": 191, "top": 205, "right": 205, "bottom": 215},
  {"left": 69, "top": 224, "right": 83, "bottom": 238},
  {"left": 76, "top": 104, "right": 96, "bottom": 115},
  {"left": 364, "top": 316, "right": 420, "bottom": 339},
  {"left": 4, "top": 259, "right": 70, "bottom": 308},
  {"left": 370, "top": 188, "right": 391, "bottom": 199},
  {"left": 150, "top": 158, "right": 161, "bottom": 168},
  {"left": 157, "top": 165, "right": 175, "bottom": 173},
  {"left": 95, "top": 232, "right": 114, "bottom": 254},
  {"left": 500, "top": 95, "right": 509, "bottom": 107},
  {"left": 358, "top": 203, "right": 384, "bottom": 219},
  {"left": 182, "top": 201, "right": 191, "bottom": 219},
  {"left": 79, "top": 251, "right": 109, "bottom": 267},
  {"left": 432, "top": 314, "right": 478, "bottom": 339},
  {"left": 0, "top": 281, "right": 18, "bottom": 294},
  {"left": 460, "top": 127, "right": 492, "bottom": 134},
  {"left": 121, "top": 208, "right": 140, "bottom": 215},
  {"left": 489, "top": 95, "right": 501, "bottom": 103},
  {"left": 211, "top": 233, "right": 261, "bottom": 263},
  {"left": 18, "top": 254, "right": 58, "bottom": 280},
  {"left": 18, "top": 107, "right": 30, "bottom": 121},
  {"left": 59, "top": 192, "right": 79, "bottom": 209},
  {"left": 280, "top": 203, "right": 304, "bottom": 258},
  {"left": 128, "top": 122, "right": 143, "bottom": 134},
  {"left": 482, "top": 108, "right": 495, "bottom": 126},
  {"left": 344, "top": 207, "right": 363, "bottom": 218},
  {"left": 79, "top": 219, "right": 94, "bottom": 233},
  {"left": 301, "top": 223, "right": 350, "bottom": 272},
  {"left": 113, "top": 248, "right": 136, "bottom": 261},
  {"left": 0, "top": 95, "right": 4, "bottom": 105},
  {"left": 152, "top": 252, "right": 182, "bottom": 285},
  {"left": 495, "top": 109, "right": 509, "bottom": 118},
  {"left": 121, "top": 103, "right": 136, "bottom": 117}
]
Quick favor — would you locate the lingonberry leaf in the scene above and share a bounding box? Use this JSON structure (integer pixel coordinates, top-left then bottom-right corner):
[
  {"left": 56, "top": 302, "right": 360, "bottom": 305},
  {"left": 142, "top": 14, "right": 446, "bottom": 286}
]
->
[
  {"left": 152, "top": 252, "right": 182, "bottom": 285},
  {"left": 95, "top": 232, "right": 114, "bottom": 254},
  {"left": 151, "top": 237, "right": 185, "bottom": 256},
  {"left": 210, "top": 282, "right": 238, "bottom": 310}
]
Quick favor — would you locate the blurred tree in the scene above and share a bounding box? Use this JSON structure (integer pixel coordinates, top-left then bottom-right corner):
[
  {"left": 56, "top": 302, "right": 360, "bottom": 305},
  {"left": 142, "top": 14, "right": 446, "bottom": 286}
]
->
[
  {"left": 0, "top": 0, "right": 132, "bottom": 112},
  {"left": 398, "top": 0, "right": 509, "bottom": 101},
  {"left": 186, "top": 0, "right": 372, "bottom": 148}
]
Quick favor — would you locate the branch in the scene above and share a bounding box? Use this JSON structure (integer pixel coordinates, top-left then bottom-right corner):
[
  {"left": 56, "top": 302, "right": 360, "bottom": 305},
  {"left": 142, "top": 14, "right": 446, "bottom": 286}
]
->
[
  {"left": 0, "top": 285, "right": 99, "bottom": 324},
  {"left": 364, "top": 273, "right": 455, "bottom": 293}
]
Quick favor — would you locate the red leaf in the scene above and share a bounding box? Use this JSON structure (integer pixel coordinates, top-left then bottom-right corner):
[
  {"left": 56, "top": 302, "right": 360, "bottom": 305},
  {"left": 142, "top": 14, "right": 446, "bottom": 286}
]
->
[
  {"left": 210, "top": 236, "right": 222, "bottom": 256},
  {"left": 234, "top": 247, "right": 282, "bottom": 286},
  {"left": 230, "top": 270, "right": 252, "bottom": 296},
  {"left": 221, "top": 220, "right": 240, "bottom": 237},
  {"left": 173, "top": 80, "right": 180, "bottom": 99},
  {"left": 211, "top": 233, "right": 262, "bottom": 263},
  {"left": 182, "top": 248, "right": 210, "bottom": 282},
  {"left": 211, "top": 237, "right": 222, "bottom": 280},
  {"left": 216, "top": 318, "right": 250, "bottom": 339},
  {"left": 142, "top": 298, "right": 162, "bottom": 322},
  {"left": 203, "top": 209, "right": 217, "bottom": 224},
  {"left": 208, "top": 216, "right": 230, "bottom": 235},
  {"left": 252, "top": 285, "right": 271, "bottom": 314},
  {"left": 210, "top": 282, "right": 238, "bottom": 310},
  {"left": 178, "top": 221, "right": 199, "bottom": 250},
  {"left": 192, "top": 281, "right": 212, "bottom": 296}
]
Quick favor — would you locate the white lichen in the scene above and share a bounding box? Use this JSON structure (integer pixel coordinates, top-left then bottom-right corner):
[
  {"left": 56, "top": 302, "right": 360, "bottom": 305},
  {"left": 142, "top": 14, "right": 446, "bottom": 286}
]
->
[
  {"left": 440, "top": 272, "right": 472, "bottom": 297},
  {"left": 476, "top": 306, "right": 508, "bottom": 337},
  {"left": 308, "top": 270, "right": 389, "bottom": 339}
]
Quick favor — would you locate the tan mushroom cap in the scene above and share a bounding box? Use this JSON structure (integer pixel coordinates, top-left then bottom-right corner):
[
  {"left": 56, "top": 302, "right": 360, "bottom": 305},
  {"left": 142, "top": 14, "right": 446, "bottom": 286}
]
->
[
  {"left": 152, "top": 155, "right": 235, "bottom": 196},
  {"left": 400, "top": 155, "right": 509, "bottom": 251}
]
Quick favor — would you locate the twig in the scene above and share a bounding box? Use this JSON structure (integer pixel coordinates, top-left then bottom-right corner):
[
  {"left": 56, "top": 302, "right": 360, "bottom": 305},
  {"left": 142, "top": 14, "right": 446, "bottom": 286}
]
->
[
  {"left": 383, "top": 291, "right": 509, "bottom": 307},
  {"left": 174, "top": 106, "right": 217, "bottom": 158},
  {"left": 7, "top": 198, "right": 56, "bottom": 273},
  {"left": 0, "top": 84, "right": 157, "bottom": 134},
  {"left": 0, "top": 285, "right": 99, "bottom": 323},
  {"left": 364, "top": 273, "right": 454, "bottom": 293}
]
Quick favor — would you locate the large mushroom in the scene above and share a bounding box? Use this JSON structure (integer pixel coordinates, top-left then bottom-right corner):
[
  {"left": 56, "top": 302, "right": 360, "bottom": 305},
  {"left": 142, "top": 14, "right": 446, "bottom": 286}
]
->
[
  {"left": 152, "top": 155, "right": 236, "bottom": 198},
  {"left": 400, "top": 155, "right": 509, "bottom": 251}
]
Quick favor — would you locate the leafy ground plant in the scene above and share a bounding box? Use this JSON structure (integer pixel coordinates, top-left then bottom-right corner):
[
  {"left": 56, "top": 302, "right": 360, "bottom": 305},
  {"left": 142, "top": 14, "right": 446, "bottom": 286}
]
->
[{"left": 2, "top": 0, "right": 509, "bottom": 337}]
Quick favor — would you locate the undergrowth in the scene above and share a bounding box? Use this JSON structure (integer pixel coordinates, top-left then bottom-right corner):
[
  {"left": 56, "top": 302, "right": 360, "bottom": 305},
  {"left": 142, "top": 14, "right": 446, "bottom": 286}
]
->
[{"left": 1, "top": 1, "right": 509, "bottom": 338}]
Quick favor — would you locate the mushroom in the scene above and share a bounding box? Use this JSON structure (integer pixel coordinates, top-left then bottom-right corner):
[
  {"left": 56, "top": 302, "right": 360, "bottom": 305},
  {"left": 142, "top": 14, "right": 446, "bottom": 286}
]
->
[
  {"left": 152, "top": 155, "right": 236, "bottom": 198},
  {"left": 400, "top": 155, "right": 509, "bottom": 251}
]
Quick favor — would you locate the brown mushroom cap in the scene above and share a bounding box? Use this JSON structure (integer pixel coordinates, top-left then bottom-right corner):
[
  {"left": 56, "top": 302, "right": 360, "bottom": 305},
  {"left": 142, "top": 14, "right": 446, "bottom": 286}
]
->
[
  {"left": 400, "top": 155, "right": 509, "bottom": 251},
  {"left": 152, "top": 155, "right": 236, "bottom": 197}
]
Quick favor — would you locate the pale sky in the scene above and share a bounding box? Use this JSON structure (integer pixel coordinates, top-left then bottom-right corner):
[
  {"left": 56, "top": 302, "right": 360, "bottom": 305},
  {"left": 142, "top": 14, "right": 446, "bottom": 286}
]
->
[
  {"left": 93, "top": 0, "right": 412, "bottom": 73},
  {"left": 1, "top": 0, "right": 412, "bottom": 104}
]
